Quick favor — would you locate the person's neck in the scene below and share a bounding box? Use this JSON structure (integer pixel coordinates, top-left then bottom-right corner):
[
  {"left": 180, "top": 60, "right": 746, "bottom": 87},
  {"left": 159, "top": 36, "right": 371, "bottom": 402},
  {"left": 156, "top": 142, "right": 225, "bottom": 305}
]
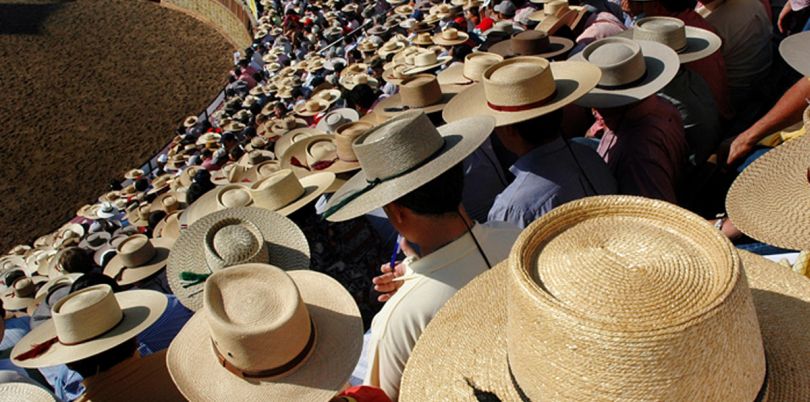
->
[{"left": 412, "top": 209, "right": 474, "bottom": 255}]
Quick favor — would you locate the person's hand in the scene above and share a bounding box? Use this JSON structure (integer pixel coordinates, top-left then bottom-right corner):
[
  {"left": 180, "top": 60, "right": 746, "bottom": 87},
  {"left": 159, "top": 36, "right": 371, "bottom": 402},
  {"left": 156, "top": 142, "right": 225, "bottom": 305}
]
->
[
  {"left": 778, "top": 2, "right": 794, "bottom": 33},
  {"left": 726, "top": 134, "right": 757, "bottom": 166},
  {"left": 372, "top": 238, "right": 417, "bottom": 302}
]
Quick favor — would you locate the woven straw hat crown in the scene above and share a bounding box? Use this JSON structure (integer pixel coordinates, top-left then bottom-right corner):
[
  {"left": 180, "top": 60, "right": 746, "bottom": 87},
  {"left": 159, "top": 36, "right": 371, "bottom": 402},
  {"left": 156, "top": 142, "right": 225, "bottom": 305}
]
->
[
  {"left": 463, "top": 52, "right": 504, "bottom": 81},
  {"left": 481, "top": 56, "right": 557, "bottom": 109},
  {"left": 400, "top": 74, "right": 443, "bottom": 107},
  {"left": 335, "top": 121, "right": 374, "bottom": 161},
  {"left": 544, "top": 0, "right": 569, "bottom": 15},
  {"left": 305, "top": 138, "right": 339, "bottom": 166},
  {"left": 52, "top": 285, "right": 125, "bottom": 344},
  {"left": 504, "top": 196, "right": 765, "bottom": 400},
  {"left": 203, "top": 264, "right": 314, "bottom": 376},
  {"left": 633, "top": 17, "right": 688, "bottom": 52},
  {"left": 216, "top": 185, "right": 254, "bottom": 209},
  {"left": 203, "top": 219, "right": 269, "bottom": 271},
  {"left": 353, "top": 111, "right": 444, "bottom": 182},
  {"left": 250, "top": 169, "right": 308, "bottom": 210},
  {"left": 14, "top": 278, "right": 34, "bottom": 298},
  {"left": 115, "top": 235, "right": 158, "bottom": 268},
  {"left": 583, "top": 37, "right": 646, "bottom": 87}
]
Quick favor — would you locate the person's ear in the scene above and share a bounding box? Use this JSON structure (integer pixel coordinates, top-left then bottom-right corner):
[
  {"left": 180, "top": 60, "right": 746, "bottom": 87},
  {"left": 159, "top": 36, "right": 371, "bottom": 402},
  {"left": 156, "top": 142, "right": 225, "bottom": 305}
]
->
[{"left": 383, "top": 202, "right": 405, "bottom": 225}]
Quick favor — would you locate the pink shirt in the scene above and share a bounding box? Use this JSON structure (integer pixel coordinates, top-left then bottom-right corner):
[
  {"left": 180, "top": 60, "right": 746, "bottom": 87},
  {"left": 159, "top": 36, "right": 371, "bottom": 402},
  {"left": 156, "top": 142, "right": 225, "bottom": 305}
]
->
[
  {"left": 576, "top": 12, "right": 626, "bottom": 48},
  {"left": 674, "top": 9, "right": 733, "bottom": 120},
  {"left": 592, "top": 96, "right": 688, "bottom": 204}
]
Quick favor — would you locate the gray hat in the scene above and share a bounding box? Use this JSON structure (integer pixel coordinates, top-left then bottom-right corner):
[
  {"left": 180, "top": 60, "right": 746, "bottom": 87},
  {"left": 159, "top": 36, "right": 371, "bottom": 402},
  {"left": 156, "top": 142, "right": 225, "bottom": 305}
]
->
[{"left": 494, "top": 0, "right": 516, "bottom": 17}]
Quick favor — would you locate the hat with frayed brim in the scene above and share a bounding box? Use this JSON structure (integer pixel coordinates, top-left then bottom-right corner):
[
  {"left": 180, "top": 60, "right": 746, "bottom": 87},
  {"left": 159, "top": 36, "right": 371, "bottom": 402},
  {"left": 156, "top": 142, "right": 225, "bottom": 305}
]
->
[
  {"left": 167, "top": 264, "right": 362, "bottom": 401},
  {"left": 11, "top": 286, "right": 166, "bottom": 368},
  {"left": 443, "top": 56, "right": 601, "bottom": 127},
  {"left": 619, "top": 17, "right": 722, "bottom": 64},
  {"left": 571, "top": 38, "right": 679, "bottom": 108},
  {"left": 726, "top": 132, "right": 810, "bottom": 251},
  {"left": 322, "top": 111, "right": 495, "bottom": 222},
  {"left": 166, "top": 207, "right": 310, "bottom": 311},
  {"left": 103, "top": 235, "right": 173, "bottom": 286},
  {"left": 780, "top": 30, "right": 810, "bottom": 77},
  {"left": 400, "top": 195, "right": 810, "bottom": 402}
]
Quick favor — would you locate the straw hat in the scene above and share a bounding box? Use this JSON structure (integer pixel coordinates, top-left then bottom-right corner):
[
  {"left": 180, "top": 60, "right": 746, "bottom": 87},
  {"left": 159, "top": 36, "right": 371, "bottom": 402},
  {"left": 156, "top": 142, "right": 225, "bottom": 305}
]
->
[
  {"left": 103, "top": 235, "right": 172, "bottom": 286},
  {"left": 570, "top": 38, "right": 679, "bottom": 108},
  {"left": 374, "top": 74, "right": 454, "bottom": 119},
  {"left": 322, "top": 111, "right": 495, "bottom": 221},
  {"left": 339, "top": 73, "right": 379, "bottom": 90},
  {"left": 400, "top": 50, "right": 451, "bottom": 75},
  {"left": 78, "top": 231, "right": 111, "bottom": 251},
  {"left": 382, "top": 63, "right": 410, "bottom": 85},
  {"left": 237, "top": 149, "right": 275, "bottom": 168},
  {"left": 437, "top": 52, "right": 504, "bottom": 93},
  {"left": 341, "top": 62, "right": 369, "bottom": 78},
  {"left": 621, "top": 17, "right": 722, "bottom": 64},
  {"left": 530, "top": 0, "right": 579, "bottom": 34},
  {"left": 293, "top": 99, "right": 330, "bottom": 118},
  {"left": 488, "top": 30, "right": 573, "bottom": 59},
  {"left": 357, "top": 40, "right": 379, "bottom": 54},
  {"left": 443, "top": 56, "right": 600, "bottom": 127},
  {"left": 1, "top": 277, "right": 37, "bottom": 311},
  {"left": 268, "top": 116, "right": 309, "bottom": 138},
  {"left": 250, "top": 170, "right": 336, "bottom": 213},
  {"left": 432, "top": 28, "right": 470, "bottom": 46},
  {"left": 125, "top": 204, "right": 153, "bottom": 228},
  {"left": 146, "top": 174, "right": 173, "bottom": 196},
  {"left": 400, "top": 195, "right": 810, "bottom": 401},
  {"left": 368, "top": 24, "right": 390, "bottom": 37},
  {"left": 166, "top": 263, "right": 362, "bottom": 401},
  {"left": 311, "top": 88, "right": 342, "bottom": 105},
  {"left": 281, "top": 135, "right": 362, "bottom": 175},
  {"left": 183, "top": 116, "right": 198, "bottom": 128},
  {"left": 11, "top": 285, "right": 166, "bottom": 368},
  {"left": 315, "top": 108, "right": 360, "bottom": 133},
  {"left": 0, "top": 382, "right": 58, "bottom": 402},
  {"left": 306, "top": 58, "right": 326, "bottom": 73},
  {"left": 780, "top": 30, "right": 810, "bottom": 76},
  {"left": 153, "top": 211, "right": 182, "bottom": 241},
  {"left": 245, "top": 160, "right": 283, "bottom": 182},
  {"left": 26, "top": 273, "right": 83, "bottom": 316},
  {"left": 166, "top": 207, "right": 311, "bottom": 311},
  {"left": 726, "top": 133, "right": 810, "bottom": 250},
  {"left": 124, "top": 169, "right": 144, "bottom": 181},
  {"left": 275, "top": 128, "right": 325, "bottom": 158},
  {"left": 378, "top": 40, "right": 407, "bottom": 58},
  {"left": 394, "top": 4, "right": 414, "bottom": 15},
  {"left": 411, "top": 32, "right": 435, "bottom": 46}
]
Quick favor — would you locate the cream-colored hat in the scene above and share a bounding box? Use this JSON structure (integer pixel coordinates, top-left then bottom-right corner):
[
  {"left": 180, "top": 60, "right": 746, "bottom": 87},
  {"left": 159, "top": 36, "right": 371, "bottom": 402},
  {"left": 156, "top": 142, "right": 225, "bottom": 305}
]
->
[
  {"left": 153, "top": 211, "right": 183, "bottom": 241},
  {"left": 401, "top": 49, "right": 452, "bottom": 75},
  {"left": 0, "top": 382, "right": 58, "bottom": 402},
  {"left": 166, "top": 263, "right": 362, "bottom": 401},
  {"left": 124, "top": 169, "right": 144, "bottom": 181},
  {"left": 266, "top": 116, "right": 309, "bottom": 138},
  {"left": 322, "top": 111, "right": 495, "bottom": 221},
  {"left": 103, "top": 235, "right": 173, "bottom": 286},
  {"left": 275, "top": 128, "right": 325, "bottom": 158},
  {"left": 125, "top": 203, "right": 153, "bottom": 228},
  {"left": 166, "top": 207, "right": 311, "bottom": 311},
  {"left": 374, "top": 74, "right": 454, "bottom": 119},
  {"left": 311, "top": 88, "right": 342, "bottom": 105},
  {"left": 437, "top": 52, "right": 504, "bottom": 93},
  {"left": 443, "top": 56, "right": 601, "bottom": 127},
  {"left": 1, "top": 277, "right": 37, "bottom": 311},
  {"left": 314, "top": 108, "right": 360, "bottom": 133},
  {"left": 621, "top": 16, "right": 722, "bottom": 64},
  {"left": 339, "top": 73, "right": 379, "bottom": 90},
  {"left": 432, "top": 28, "right": 469, "bottom": 46},
  {"left": 250, "top": 170, "right": 336, "bottom": 213},
  {"left": 488, "top": 30, "right": 573, "bottom": 59},
  {"left": 401, "top": 196, "right": 810, "bottom": 402},
  {"left": 571, "top": 38, "right": 679, "bottom": 108},
  {"left": 281, "top": 135, "right": 362, "bottom": 176},
  {"left": 12, "top": 286, "right": 166, "bottom": 368}
]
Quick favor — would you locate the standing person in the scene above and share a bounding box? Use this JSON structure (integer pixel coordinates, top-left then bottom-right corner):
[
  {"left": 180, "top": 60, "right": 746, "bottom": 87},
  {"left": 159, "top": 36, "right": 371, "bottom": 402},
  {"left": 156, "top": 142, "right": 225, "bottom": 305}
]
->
[{"left": 322, "top": 111, "right": 521, "bottom": 400}]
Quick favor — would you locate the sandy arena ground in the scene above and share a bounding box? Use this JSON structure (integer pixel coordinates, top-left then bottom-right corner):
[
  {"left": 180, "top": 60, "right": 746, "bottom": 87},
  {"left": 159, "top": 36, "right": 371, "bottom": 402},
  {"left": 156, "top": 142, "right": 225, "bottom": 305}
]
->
[{"left": 0, "top": 0, "right": 233, "bottom": 252}]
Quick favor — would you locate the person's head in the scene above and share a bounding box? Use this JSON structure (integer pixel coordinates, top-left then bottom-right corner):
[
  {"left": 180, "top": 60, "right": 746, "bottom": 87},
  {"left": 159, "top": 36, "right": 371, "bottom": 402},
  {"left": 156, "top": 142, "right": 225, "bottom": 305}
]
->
[
  {"left": 58, "top": 247, "right": 96, "bottom": 274},
  {"left": 494, "top": 0, "right": 516, "bottom": 20},
  {"left": 493, "top": 109, "right": 563, "bottom": 156},
  {"left": 70, "top": 272, "right": 123, "bottom": 293},
  {"left": 221, "top": 132, "right": 238, "bottom": 150},
  {"left": 134, "top": 178, "right": 149, "bottom": 193},
  {"left": 229, "top": 146, "right": 246, "bottom": 162},
  {"left": 348, "top": 84, "right": 377, "bottom": 112},
  {"left": 147, "top": 210, "right": 167, "bottom": 236},
  {"left": 383, "top": 163, "right": 465, "bottom": 241},
  {"left": 622, "top": 0, "right": 666, "bottom": 17}
]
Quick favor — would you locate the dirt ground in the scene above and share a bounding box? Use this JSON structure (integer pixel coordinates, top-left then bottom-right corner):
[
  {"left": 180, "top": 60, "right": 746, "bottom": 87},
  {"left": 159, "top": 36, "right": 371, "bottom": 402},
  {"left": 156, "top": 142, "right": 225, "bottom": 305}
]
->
[{"left": 0, "top": 0, "right": 233, "bottom": 252}]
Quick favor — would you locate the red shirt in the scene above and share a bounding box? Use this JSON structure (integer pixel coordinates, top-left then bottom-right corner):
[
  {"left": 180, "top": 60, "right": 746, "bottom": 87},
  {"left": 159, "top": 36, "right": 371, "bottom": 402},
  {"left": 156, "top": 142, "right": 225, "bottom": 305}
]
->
[{"left": 476, "top": 16, "right": 494, "bottom": 32}]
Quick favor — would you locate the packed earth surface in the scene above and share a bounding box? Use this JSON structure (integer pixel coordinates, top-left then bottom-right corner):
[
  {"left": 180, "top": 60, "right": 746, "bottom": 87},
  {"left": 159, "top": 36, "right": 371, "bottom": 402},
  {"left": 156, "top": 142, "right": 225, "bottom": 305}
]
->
[{"left": 0, "top": 0, "right": 232, "bottom": 252}]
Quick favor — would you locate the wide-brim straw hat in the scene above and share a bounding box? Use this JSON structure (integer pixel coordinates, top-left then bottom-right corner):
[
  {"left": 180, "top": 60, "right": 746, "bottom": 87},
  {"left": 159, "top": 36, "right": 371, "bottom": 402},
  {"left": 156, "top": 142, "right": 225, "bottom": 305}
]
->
[
  {"left": 103, "top": 236, "right": 173, "bottom": 286},
  {"left": 26, "top": 272, "right": 83, "bottom": 316},
  {"left": 2, "top": 278, "right": 37, "bottom": 311},
  {"left": 275, "top": 128, "right": 326, "bottom": 159},
  {"left": 488, "top": 31, "right": 574, "bottom": 59},
  {"left": 281, "top": 134, "right": 361, "bottom": 175},
  {"left": 124, "top": 169, "right": 144, "bottom": 181},
  {"left": 443, "top": 56, "right": 600, "bottom": 127},
  {"left": 153, "top": 210, "right": 183, "bottom": 241},
  {"left": 571, "top": 38, "right": 679, "bottom": 108},
  {"left": 726, "top": 133, "right": 810, "bottom": 250},
  {"left": 167, "top": 264, "right": 362, "bottom": 401},
  {"left": 437, "top": 52, "right": 505, "bottom": 93},
  {"left": 0, "top": 382, "right": 58, "bottom": 401},
  {"left": 323, "top": 111, "right": 495, "bottom": 222},
  {"left": 619, "top": 17, "right": 722, "bottom": 64},
  {"left": 166, "top": 207, "right": 311, "bottom": 311},
  {"left": 400, "top": 195, "right": 810, "bottom": 401},
  {"left": 432, "top": 28, "right": 470, "bottom": 46},
  {"left": 780, "top": 30, "right": 810, "bottom": 76},
  {"left": 11, "top": 287, "right": 167, "bottom": 368},
  {"left": 315, "top": 108, "right": 361, "bottom": 133}
]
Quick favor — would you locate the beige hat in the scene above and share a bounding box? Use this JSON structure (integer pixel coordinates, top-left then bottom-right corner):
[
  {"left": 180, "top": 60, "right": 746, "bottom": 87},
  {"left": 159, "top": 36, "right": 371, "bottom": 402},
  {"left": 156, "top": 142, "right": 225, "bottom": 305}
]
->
[
  {"left": 401, "top": 195, "right": 810, "bottom": 401},
  {"left": 103, "top": 235, "right": 173, "bottom": 286},
  {"left": 621, "top": 17, "right": 722, "bottom": 64},
  {"left": 378, "top": 40, "right": 408, "bottom": 58},
  {"left": 340, "top": 62, "right": 369, "bottom": 78},
  {"left": 166, "top": 207, "right": 311, "bottom": 311},
  {"left": 437, "top": 52, "right": 504, "bottom": 93},
  {"left": 571, "top": 38, "right": 679, "bottom": 108},
  {"left": 322, "top": 111, "right": 495, "bottom": 221},
  {"left": 412, "top": 32, "right": 435, "bottom": 47},
  {"left": 125, "top": 204, "right": 153, "bottom": 228},
  {"left": 267, "top": 116, "right": 309, "bottom": 138},
  {"left": 149, "top": 192, "right": 181, "bottom": 214},
  {"left": 250, "top": 170, "right": 336, "bottom": 213},
  {"left": 401, "top": 50, "right": 452, "bottom": 75},
  {"left": 26, "top": 273, "right": 83, "bottom": 316},
  {"left": 432, "top": 28, "right": 469, "bottom": 46},
  {"left": 375, "top": 74, "right": 454, "bottom": 119},
  {"left": 382, "top": 63, "right": 410, "bottom": 85},
  {"left": 311, "top": 88, "right": 342, "bottom": 105},
  {"left": 11, "top": 285, "right": 167, "bottom": 368},
  {"left": 153, "top": 210, "right": 183, "bottom": 241},
  {"left": 0, "top": 382, "right": 58, "bottom": 402},
  {"left": 531, "top": 0, "right": 581, "bottom": 34},
  {"left": 245, "top": 160, "right": 283, "bottom": 182},
  {"left": 488, "top": 30, "right": 574, "bottom": 59},
  {"left": 1, "top": 277, "right": 37, "bottom": 311},
  {"left": 166, "top": 263, "right": 362, "bottom": 401},
  {"left": 443, "top": 56, "right": 600, "bottom": 127},
  {"left": 394, "top": 4, "right": 414, "bottom": 15},
  {"left": 275, "top": 128, "right": 325, "bottom": 158},
  {"left": 315, "top": 108, "right": 361, "bottom": 133},
  {"left": 726, "top": 132, "right": 810, "bottom": 250},
  {"left": 780, "top": 30, "right": 810, "bottom": 76},
  {"left": 339, "top": 73, "right": 379, "bottom": 90},
  {"left": 357, "top": 40, "right": 379, "bottom": 53},
  {"left": 146, "top": 173, "right": 173, "bottom": 196},
  {"left": 281, "top": 135, "right": 362, "bottom": 175}
]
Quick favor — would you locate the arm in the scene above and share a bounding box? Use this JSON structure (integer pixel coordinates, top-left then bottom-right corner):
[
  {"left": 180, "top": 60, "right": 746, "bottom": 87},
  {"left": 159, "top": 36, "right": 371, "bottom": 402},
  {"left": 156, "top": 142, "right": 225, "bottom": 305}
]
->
[{"left": 728, "top": 78, "right": 810, "bottom": 165}]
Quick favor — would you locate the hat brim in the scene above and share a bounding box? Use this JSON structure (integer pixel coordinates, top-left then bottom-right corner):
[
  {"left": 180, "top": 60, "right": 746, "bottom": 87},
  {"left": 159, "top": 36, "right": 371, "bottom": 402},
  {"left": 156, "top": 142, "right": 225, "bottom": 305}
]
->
[
  {"left": 11, "top": 290, "right": 167, "bottom": 368},
  {"left": 2, "top": 293, "right": 37, "bottom": 311},
  {"left": 167, "top": 207, "right": 311, "bottom": 312},
  {"left": 375, "top": 92, "right": 455, "bottom": 119},
  {"left": 401, "top": 56, "right": 452, "bottom": 75},
  {"left": 780, "top": 31, "right": 810, "bottom": 77},
  {"left": 433, "top": 34, "right": 470, "bottom": 46},
  {"left": 400, "top": 251, "right": 810, "bottom": 401},
  {"left": 103, "top": 238, "right": 173, "bottom": 286},
  {"left": 443, "top": 61, "right": 601, "bottom": 127},
  {"left": 0, "top": 382, "right": 58, "bottom": 402},
  {"left": 167, "top": 270, "right": 362, "bottom": 401},
  {"left": 572, "top": 40, "right": 679, "bottom": 108},
  {"left": 726, "top": 134, "right": 810, "bottom": 251},
  {"left": 618, "top": 26, "right": 722, "bottom": 64},
  {"left": 275, "top": 129, "right": 325, "bottom": 159},
  {"left": 324, "top": 115, "right": 495, "bottom": 222},
  {"left": 281, "top": 135, "right": 362, "bottom": 175},
  {"left": 315, "top": 109, "right": 361, "bottom": 132},
  {"left": 436, "top": 62, "right": 473, "bottom": 86},
  {"left": 488, "top": 36, "right": 574, "bottom": 59}
]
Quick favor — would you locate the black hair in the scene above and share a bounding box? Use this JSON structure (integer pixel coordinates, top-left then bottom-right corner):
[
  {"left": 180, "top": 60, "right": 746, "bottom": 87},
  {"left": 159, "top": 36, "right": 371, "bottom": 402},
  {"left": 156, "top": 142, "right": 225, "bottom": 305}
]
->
[
  {"left": 58, "top": 247, "right": 97, "bottom": 275},
  {"left": 658, "top": 0, "right": 697, "bottom": 12},
  {"left": 67, "top": 339, "right": 137, "bottom": 378},
  {"left": 147, "top": 210, "right": 167, "bottom": 235},
  {"left": 70, "top": 274, "right": 123, "bottom": 293},
  {"left": 134, "top": 178, "right": 149, "bottom": 192},
  {"left": 348, "top": 84, "right": 377, "bottom": 110},
  {"left": 393, "top": 163, "right": 464, "bottom": 215},
  {"left": 229, "top": 146, "right": 246, "bottom": 161},
  {"left": 4, "top": 270, "right": 26, "bottom": 287},
  {"left": 512, "top": 109, "right": 564, "bottom": 146}
]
